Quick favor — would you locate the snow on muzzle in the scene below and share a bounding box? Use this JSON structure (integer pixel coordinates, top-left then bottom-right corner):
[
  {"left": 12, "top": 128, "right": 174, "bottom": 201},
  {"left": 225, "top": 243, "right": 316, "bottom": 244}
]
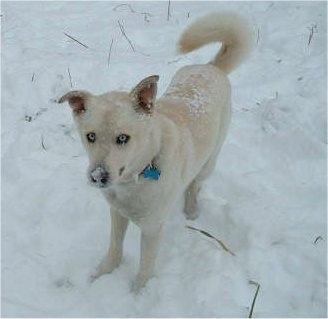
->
[{"left": 89, "top": 166, "right": 110, "bottom": 188}]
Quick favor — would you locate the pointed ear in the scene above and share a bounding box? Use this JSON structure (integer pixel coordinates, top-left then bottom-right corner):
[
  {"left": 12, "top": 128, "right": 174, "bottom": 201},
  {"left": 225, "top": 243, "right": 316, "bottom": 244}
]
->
[
  {"left": 58, "top": 90, "right": 91, "bottom": 114},
  {"left": 130, "top": 75, "right": 159, "bottom": 114}
]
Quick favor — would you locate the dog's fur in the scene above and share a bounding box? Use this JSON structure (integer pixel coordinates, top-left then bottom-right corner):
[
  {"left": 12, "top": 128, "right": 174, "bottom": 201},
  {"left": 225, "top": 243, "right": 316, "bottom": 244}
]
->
[{"left": 59, "top": 12, "right": 252, "bottom": 292}]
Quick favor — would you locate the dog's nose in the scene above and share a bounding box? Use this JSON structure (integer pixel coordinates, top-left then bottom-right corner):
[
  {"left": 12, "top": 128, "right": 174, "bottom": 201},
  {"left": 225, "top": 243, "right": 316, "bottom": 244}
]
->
[{"left": 90, "top": 166, "right": 110, "bottom": 187}]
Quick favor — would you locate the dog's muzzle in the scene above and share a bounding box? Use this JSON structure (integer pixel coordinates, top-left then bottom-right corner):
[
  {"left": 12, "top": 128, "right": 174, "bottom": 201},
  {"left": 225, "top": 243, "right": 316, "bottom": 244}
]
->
[{"left": 89, "top": 166, "right": 110, "bottom": 188}]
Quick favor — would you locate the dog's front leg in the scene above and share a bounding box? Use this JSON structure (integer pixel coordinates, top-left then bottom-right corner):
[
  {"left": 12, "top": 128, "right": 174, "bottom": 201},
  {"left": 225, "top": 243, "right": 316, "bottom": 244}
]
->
[
  {"left": 132, "top": 229, "right": 162, "bottom": 293},
  {"left": 91, "top": 207, "right": 129, "bottom": 280}
]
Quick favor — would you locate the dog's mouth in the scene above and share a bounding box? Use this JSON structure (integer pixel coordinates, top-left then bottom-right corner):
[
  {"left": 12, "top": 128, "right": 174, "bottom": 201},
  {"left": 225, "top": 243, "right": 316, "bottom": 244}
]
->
[
  {"left": 88, "top": 165, "right": 139, "bottom": 189},
  {"left": 88, "top": 159, "right": 158, "bottom": 189},
  {"left": 117, "top": 170, "right": 140, "bottom": 185}
]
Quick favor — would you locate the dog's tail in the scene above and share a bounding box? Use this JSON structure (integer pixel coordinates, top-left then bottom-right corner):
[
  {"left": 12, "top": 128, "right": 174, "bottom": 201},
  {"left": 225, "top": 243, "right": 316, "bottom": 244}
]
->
[{"left": 177, "top": 12, "right": 253, "bottom": 74}]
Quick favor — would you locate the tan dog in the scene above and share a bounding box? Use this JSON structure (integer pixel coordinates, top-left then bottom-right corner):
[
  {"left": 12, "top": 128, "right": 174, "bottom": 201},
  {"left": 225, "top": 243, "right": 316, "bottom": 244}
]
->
[{"left": 59, "top": 12, "right": 252, "bottom": 292}]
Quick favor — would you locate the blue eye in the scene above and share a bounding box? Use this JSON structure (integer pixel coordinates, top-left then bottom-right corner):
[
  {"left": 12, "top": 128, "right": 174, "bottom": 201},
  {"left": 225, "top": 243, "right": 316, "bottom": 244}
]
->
[
  {"left": 86, "top": 132, "right": 96, "bottom": 143},
  {"left": 116, "top": 134, "right": 130, "bottom": 145}
]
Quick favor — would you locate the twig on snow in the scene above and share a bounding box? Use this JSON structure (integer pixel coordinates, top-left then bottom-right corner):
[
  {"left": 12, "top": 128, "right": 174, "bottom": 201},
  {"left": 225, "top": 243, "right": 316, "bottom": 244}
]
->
[
  {"left": 256, "top": 28, "right": 260, "bottom": 44},
  {"left": 185, "top": 225, "right": 235, "bottom": 256},
  {"left": 25, "top": 115, "right": 32, "bottom": 122},
  {"left": 67, "top": 67, "right": 73, "bottom": 88},
  {"left": 41, "top": 135, "right": 47, "bottom": 151},
  {"left": 307, "top": 24, "right": 317, "bottom": 46},
  {"left": 31, "top": 73, "right": 35, "bottom": 82},
  {"left": 113, "top": 3, "right": 151, "bottom": 22},
  {"left": 63, "top": 32, "right": 89, "bottom": 49},
  {"left": 248, "top": 280, "right": 261, "bottom": 318},
  {"left": 314, "top": 236, "right": 324, "bottom": 244},
  {"left": 167, "top": 0, "right": 172, "bottom": 21},
  {"left": 107, "top": 38, "right": 114, "bottom": 67},
  {"left": 118, "top": 20, "right": 136, "bottom": 52}
]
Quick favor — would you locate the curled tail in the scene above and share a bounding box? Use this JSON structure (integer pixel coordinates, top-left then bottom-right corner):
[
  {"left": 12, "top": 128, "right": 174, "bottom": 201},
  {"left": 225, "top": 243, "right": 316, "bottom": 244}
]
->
[{"left": 177, "top": 12, "right": 254, "bottom": 74}]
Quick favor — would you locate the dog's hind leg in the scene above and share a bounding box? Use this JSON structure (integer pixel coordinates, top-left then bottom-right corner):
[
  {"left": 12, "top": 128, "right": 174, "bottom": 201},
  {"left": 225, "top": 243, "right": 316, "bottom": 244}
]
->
[
  {"left": 184, "top": 179, "right": 201, "bottom": 220},
  {"left": 184, "top": 152, "right": 219, "bottom": 220},
  {"left": 91, "top": 208, "right": 129, "bottom": 281},
  {"left": 184, "top": 114, "right": 231, "bottom": 220}
]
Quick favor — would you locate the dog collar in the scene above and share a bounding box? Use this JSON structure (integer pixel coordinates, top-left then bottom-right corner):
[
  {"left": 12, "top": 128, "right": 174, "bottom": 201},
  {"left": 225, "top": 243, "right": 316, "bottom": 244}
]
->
[{"left": 141, "top": 162, "right": 161, "bottom": 181}]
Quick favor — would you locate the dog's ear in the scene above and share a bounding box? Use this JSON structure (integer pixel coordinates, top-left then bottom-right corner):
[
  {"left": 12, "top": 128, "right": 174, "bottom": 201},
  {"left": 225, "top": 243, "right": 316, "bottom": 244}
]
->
[
  {"left": 58, "top": 90, "right": 91, "bottom": 114},
  {"left": 130, "top": 75, "right": 159, "bottom": 114}
]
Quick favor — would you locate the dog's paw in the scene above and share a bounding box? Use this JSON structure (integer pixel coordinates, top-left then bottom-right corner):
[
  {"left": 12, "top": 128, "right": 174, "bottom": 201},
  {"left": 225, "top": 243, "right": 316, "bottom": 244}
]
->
[
  {"left": 90, "top": 255, "right": 119, "bottom": 282},
  {"left": 184, "top": 209, "right": 200, "bottom": 220},
  {"left": 89, "top": 272, "right": 102, "bottom": 283},
  {"left": 131, "top": 273, "right": 152, "bottom": 294},
  {"left": 184, "top": 196, "right": 200, "bottom": 220},
  {"left": 54, "top": 276, "right": 74, "bottom": 288},
  {"left": 131, "top": 278, "right": 145, "bottom": 294}
]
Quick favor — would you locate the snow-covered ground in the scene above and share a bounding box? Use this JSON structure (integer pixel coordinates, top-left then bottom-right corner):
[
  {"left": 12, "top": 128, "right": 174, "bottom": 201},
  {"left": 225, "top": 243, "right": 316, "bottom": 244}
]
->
[{"left": 1, "top": 1, "right": 327, "bottom": 317}]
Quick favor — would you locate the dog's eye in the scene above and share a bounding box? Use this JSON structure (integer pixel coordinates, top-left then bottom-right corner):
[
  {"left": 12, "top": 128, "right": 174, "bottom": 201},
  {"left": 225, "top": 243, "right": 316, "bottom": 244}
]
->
[
  {"left": 86, "top": 132, "right": 96, "bottom": 143},
  {"left": 116, "top": 134, "right": 130, "bottom": 145}
]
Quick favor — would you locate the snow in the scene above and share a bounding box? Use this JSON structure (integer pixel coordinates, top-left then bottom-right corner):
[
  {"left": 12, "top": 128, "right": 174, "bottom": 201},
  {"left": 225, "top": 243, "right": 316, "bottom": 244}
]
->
[
  {"left": 1, "top": 1, "right": 327, "bottom": 317},
  {"left": 165, "top": 72, "right": 210, "bottom": 117}
]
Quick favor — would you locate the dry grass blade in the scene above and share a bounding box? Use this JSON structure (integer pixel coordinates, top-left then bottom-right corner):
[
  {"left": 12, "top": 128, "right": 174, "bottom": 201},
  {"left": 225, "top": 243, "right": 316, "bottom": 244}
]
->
[
  {"left": 314, "top": 236, "right": 323, "bottom": 244},
  {"left": 41, "top": 135, "right": 46, "bottom": 151},
  {"left": 107, "top": 38, "right": 114, "bottom": 67},
  {"left": 248, "top": 280, "right": 261, "bottom": 318},
  {"left": 118, "top": 20, "right": 135, "bottom": 52},
  {"left": 67, "top": 67, "right": 73, "bottom": 88},
  {"left": 63, "top": 32, "right": 89, "bottom": 49},
  {"left": 256, "top": 29, "right": 260, "bottom": 44},
  {"left": 307, "top": 24, "right": 317, "bottom": 46},
  {"left": 113, "top": 3, "right": 151, "bottom": 22},
  {"left": 167, "top": 0, "right": 172, "bottom": 21},
  {"left": 186, "top": 225, "right": 235, "bottom": 256}
]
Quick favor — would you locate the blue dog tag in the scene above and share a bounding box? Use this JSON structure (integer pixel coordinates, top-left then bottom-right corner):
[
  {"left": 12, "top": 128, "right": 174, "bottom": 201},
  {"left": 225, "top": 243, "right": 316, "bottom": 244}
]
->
[{"left": 143, "top": 166, "right": 161, "bottom": 180}]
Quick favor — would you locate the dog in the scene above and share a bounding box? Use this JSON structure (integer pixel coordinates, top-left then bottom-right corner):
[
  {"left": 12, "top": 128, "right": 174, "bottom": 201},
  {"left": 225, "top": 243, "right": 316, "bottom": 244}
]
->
[{"left": 58, "top": 12, "right": 252, "bottom": 292}]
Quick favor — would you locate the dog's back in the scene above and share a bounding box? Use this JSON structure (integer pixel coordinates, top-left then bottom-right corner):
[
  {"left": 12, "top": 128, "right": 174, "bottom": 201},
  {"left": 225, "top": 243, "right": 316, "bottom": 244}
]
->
[
  {"left": 158, "top": 12, "right": 253, "bottom": 168},
  {"left": 159, "top": 64, "right": 230, "bottom": 162}
]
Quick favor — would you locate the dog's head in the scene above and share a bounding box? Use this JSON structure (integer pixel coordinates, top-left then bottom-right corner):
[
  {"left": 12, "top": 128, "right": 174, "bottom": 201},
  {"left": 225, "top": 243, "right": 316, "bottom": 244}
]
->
[{"left": 59, "top": 75, "right": 161, "bottom": 188}]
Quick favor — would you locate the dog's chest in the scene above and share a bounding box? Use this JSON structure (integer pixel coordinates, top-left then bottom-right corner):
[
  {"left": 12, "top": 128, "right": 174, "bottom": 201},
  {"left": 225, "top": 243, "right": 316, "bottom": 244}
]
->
[{"left": 103, "top": 182, "right": 168, "bottom": 223}]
